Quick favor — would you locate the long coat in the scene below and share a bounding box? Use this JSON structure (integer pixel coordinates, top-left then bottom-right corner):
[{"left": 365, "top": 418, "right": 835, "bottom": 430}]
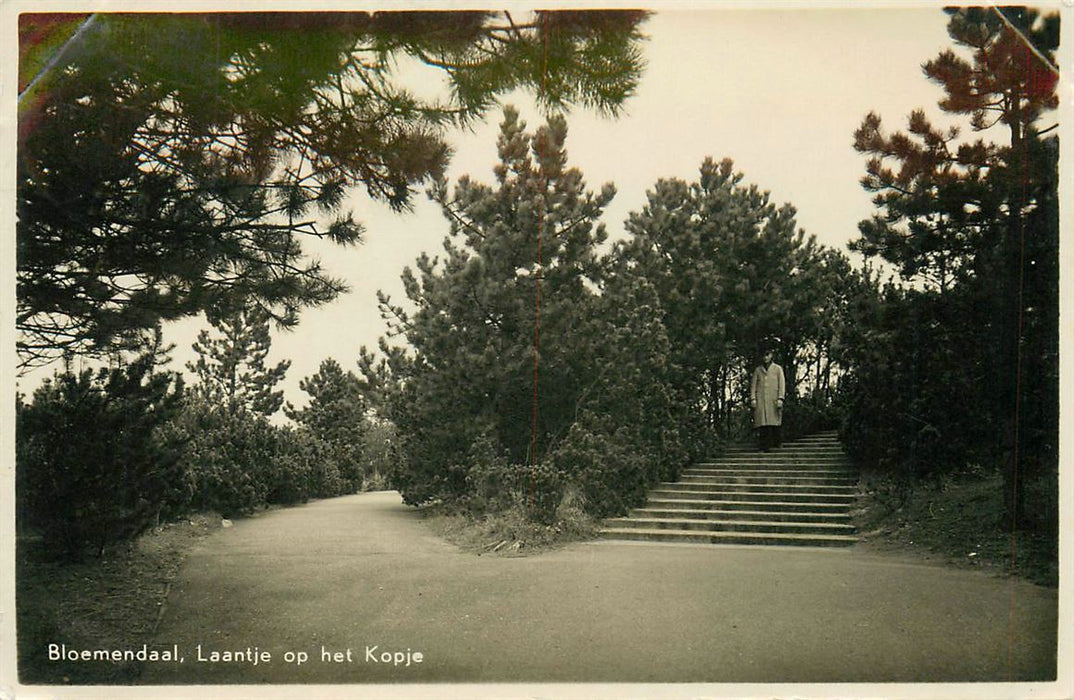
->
[{"left": 751, "top": 362, "right": 785, "bottom": 427}]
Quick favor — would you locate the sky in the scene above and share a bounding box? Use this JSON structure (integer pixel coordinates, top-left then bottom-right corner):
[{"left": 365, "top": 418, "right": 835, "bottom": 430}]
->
[{"left": 7, "top": 6, "right": 1032, "bottom": 410}]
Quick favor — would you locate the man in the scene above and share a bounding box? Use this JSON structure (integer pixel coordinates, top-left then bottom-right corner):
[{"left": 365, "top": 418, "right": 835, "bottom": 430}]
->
[{"left": 750, "top": 347, "right": 785, "bottom": 451}]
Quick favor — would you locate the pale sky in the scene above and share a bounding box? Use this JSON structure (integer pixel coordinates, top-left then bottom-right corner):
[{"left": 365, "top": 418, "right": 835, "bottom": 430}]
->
[{"left": 8, "top": 6, "right": 1040, "bottom": 410}]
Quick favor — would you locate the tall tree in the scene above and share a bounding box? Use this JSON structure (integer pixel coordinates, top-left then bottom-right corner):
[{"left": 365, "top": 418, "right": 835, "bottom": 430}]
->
[
  {"left": 618, "top": 158, "right": 830, "bottom": 438},
  {"left": 369, "top": 107, "right": 688, "bottom": 514},
  {"left": 187, "top": 306, "right": 290, "bottom": 417},
  {"left": 17, "top": 11, "right": 649, "bottom": 368},
  {"left": 851, "top": 7, "right": 1059, "bottom": 527},
  {"left": 285, "top": 358, "right": 369, "bottom": 491},
  {"left": 375, "top": 107, "right": 616, "bottom": 504}
]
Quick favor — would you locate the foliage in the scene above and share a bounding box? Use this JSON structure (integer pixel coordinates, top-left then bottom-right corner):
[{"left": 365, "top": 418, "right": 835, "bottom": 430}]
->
[
  {"left": 467, "top": 461, "right": 566, "bottom": 525},
  {"left": 375, "top": 107, "right": 614, "bottom": 502},
  {"left": 17, "top": 11, "right": 649, "bottom": 369},
  {"left": 171, "top": 393, "right": 361, "bottom": 515},
  {"left": 175, "top": 399, "right": 275, "bottom": 516},
  {"left": 187, "top": 305, "right": 291, "bottom": 417},
  {"left": 422, "top": 488, "right": 599, "bottom": 555},
  {"left": 286, "top": 358, "right": 368, "bottom": 491},
  {"left": 617, "top": 157, "right": 849, "bottom": 442},
  {"left": 546, "top": 271, "right": 689, "bottom": 515},
  {"left": 548, "top": 420, "right": 649, "bottom": 518},
  {"left": 358, "top": 418, "right": 401, "bottom": 491},
  {"left": 369, "top": 108, "right": 688, "bottom": 517},
  {"left": 15, "top": 345, "right": 186, "bottom": 559},
  {"left": 838, "top": 282, "right": 995, "bottom": 477},
  {"left": 846, "top": 7, "right": 1059, "bottom": 528}
]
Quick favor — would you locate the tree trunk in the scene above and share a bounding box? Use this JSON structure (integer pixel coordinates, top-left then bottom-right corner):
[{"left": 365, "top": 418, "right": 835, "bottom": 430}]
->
[{"left": 999, "top": 93, "right": 1028, "bottom": 530}]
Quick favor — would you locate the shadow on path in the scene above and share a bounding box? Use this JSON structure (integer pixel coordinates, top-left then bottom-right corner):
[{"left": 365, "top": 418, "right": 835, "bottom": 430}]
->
[{"left": 134, "top": 491, "right": 1057, "bottom": 685}]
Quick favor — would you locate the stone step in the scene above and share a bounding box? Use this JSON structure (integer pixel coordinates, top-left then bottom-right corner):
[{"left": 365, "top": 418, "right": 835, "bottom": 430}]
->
[
  {"left": 678, "top": 473, "right": 857, "bottom": 486},
  {"left": 704, "top": 453, "right": 848, "bottom": 462},
  {"left": 700, "top": 455, "right": 849, "bottom": 463},
  {"left": 726, "top": 440, "right": 842, "bottom": 450},
  {"left": 602, "top": 431, "right": 857, "bottom": 549},
  {"left": 632, "top": 507, "right": 852, "bottom": 523},
  {"left": 645, "top": 497, "right": 851, "bottom": 513},
  {"left": 694, "top": 463, "right": 852, "bottom": 471},
  {"left": 655, "top": 481, "right": 858, "bottom": 495},
  {"left": 597, "top": 527, "right": 858, "bottom": 548},
  {"left": 681, "top": 467, "right": 856, "bottom": 477},
  {"left": 649, "top": 489, "right": 857, "bottom": 504},
  {"left": 605, "top": 517, "right": 856, "bottom": 537},
  {"left": 724, "top": 442, "right": 841, "bottom": 450}
]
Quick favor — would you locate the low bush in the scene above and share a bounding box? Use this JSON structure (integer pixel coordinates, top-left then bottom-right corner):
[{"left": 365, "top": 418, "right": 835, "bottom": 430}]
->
[
  {"left": 175, "top": 402, "right": 357, "bottom": 515},
  {"left": 179, "top": 405, "right": 273, "bottom": 517},
  {"left": 422, "top": 483, "right": 599, "bottom": 555},
  {"left": 467, "top": 460, "right": 566, "bottom": 524},
  {"left": 291, "top": 427, "right": 350, "bottom": 499},
  {"left": 16, "top": 357, "right": 186, "bottom": 560},
  {"left": 549, "top": 422, "right": 651, "bottom": 518},
  {"left": 264, "top": 426, "right": 314, "bottom": 506}
]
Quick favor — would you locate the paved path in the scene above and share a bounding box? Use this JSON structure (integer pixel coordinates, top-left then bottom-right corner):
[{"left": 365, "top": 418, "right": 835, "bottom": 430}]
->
[{"left": 138, "top": 491, "right": 1057, "bottom": 686}]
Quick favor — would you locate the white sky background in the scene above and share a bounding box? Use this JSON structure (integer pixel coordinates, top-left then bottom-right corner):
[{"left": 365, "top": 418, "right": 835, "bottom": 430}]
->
[{"left": 10, "top": 7, "right": 1005, "bottom": 410}]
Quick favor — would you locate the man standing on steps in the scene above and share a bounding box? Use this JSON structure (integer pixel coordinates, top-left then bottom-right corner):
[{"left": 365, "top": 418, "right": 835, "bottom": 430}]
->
[{"left": 750, "top": 345, "right": 785, "bottom": 452}]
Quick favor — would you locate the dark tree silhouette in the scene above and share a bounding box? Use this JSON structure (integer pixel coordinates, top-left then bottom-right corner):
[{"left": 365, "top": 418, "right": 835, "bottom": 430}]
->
[
  {"left": 850, "top": 7, "right": 1059, "bottom": 528},
  {"left": 17, "top": 11, "right": 649, "bottom": 367}
]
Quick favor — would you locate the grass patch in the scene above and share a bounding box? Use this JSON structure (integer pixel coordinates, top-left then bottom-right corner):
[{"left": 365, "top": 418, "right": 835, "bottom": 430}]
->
[
  {"left": 16, "top": 513, "right": 222, "bottom": 685},
  {"left": 853, "top": 469, "right": 1058, "bottom": 588},
  {"left": 420, "top": 489, "right": 599, "bottom": 556}
]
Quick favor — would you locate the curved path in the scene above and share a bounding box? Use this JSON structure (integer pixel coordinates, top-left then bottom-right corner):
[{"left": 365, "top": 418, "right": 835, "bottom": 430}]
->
[{"left": 139, "top": 491, "right": 1057, "bottom": 686}]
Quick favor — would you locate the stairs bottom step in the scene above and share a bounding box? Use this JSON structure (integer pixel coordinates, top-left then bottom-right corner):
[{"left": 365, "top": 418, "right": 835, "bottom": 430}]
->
[{"left": 598, "top": 527, "right": 858, "bottom": 548}]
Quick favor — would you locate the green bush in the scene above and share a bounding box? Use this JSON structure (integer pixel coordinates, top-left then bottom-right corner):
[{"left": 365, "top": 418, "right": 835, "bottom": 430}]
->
[
  {"left": 173, "top": 399, "right": 367, "bottom": 513},
  {"left": 16, "top": 357, "right": 186, "bottom": 559},
  {"left": 839, "top": 287, "right": 994, "bottom": 477},
  {"left": 289, "top": 427, "right": 350, "bottom": 499},
  {"left": 264, "top": 426, "right": 314, "bottom": 506},
  {"left": 549, "top": 422, "right": 650, "bottom": 518},
  {"left": 175, "top": 402, "right": 274, "bottom": 516}
]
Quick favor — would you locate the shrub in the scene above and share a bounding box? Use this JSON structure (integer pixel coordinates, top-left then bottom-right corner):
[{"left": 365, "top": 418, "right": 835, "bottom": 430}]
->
[
  {"left": 549, "top": 422, "right": 650, "bottom": 518},
  {"left": 16, "top": 357, "right": 186, "bottom": 559},
  {"left": 839, "top": 287, "right": 995, "bottom": 477},
  {"left": 264, "top": 426, "right": 314, "bottom": 506},
  {"left": 176, "top": 397, "right": 366, "bottom": 513},
  {"left": 288, "top": 427, "right": 350, "bottom": 499},
  {"left": 176, "top": 402, "right": 273, "bottom": 517}
]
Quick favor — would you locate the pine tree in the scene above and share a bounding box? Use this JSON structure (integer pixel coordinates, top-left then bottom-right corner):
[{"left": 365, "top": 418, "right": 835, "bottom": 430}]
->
[
  {"left": 618, "top": 158, "right": 831, "bottom": 439},
  {"left": 17, "top": 11, "right": 649, "bottom": 368},
  {"left": 286, "top": 358, "right": 368, "bottom": 491},
  {"left": 187, "top": 306, "right": 290, "bottom": 417},
  {"left": 16, "top": 343, "right": 187, "bottom": 558},
  {"left": 376, "top": 106, "right": 616, "bottom": 504},
  {"left": 851, "top": 7, "right": 1059, "bottom": 527}
]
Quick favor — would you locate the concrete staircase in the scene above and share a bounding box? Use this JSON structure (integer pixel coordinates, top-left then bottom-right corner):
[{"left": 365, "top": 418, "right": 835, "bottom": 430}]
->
[{"left": 599, "top": 430, "right": 860, "bottom": 547}]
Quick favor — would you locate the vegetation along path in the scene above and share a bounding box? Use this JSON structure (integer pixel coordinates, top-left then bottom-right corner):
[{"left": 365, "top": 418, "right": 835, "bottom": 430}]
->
[{"left": 131, "top": 491, "right": 1058, "bottom": 686}]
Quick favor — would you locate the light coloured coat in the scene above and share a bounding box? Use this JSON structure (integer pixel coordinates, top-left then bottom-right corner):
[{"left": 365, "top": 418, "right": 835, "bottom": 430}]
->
[{"left": 751, "top": 362, "right": 785, "bottom": 427}]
